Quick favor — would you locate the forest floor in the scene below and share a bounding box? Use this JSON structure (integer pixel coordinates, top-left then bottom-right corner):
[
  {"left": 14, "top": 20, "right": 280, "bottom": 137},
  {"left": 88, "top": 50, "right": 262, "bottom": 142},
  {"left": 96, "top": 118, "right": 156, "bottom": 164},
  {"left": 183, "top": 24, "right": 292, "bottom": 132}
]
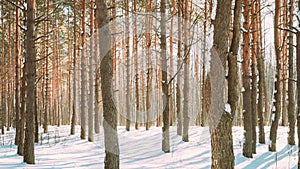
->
[{"left": 0, "top": 125, "right": 298, "bottom": 168}]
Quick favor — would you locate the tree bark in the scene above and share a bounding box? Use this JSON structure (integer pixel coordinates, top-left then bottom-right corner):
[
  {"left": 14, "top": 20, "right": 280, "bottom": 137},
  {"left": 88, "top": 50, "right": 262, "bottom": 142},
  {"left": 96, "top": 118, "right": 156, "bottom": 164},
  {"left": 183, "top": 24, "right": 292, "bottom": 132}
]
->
[
  {"left": 269, "top": 0, "right": 282, "bottom": 152},
  {"left": 242, "top": 0, "right": 253, "bottom": 158},
  {"left": 80, "top": 0, "right": 87, "bottom": 140},
  {"left": 210, "top": 0, "right": 235, "bottom": 168},
  {"left": 70, "top": 0, "right": 77, "bottom": 135},
  {"left": 88, "top": 0, "right": 95, "bottom": 142},
  {"left": 14, "top": 0, "right": 21, "bottom": 146},
  {"left": 257, "top": 0, "right": 266, "bottom": 144},
  {"left": 176, "top": 0, "right": 183, "bottom": 136},
  {"left": 161, "top": 0, "right": 170, "bottom": 153},
  {"left": 182, "top": 0, "right": 190, "bottom": 143},
  {"left": 125, "top": 0, "right": 131, "bottom": 132},
  {"left": 287, "top": 0, "right": 295, "bottom": 146},
  {"left": 23, "top": 0, "right": 36, "bottom": 164},
  {"left": 96, "top": 0, "right": 120, "bottom": 168},
  {"left": 250, "top": 1, "right": 258, "bottom": 154}
]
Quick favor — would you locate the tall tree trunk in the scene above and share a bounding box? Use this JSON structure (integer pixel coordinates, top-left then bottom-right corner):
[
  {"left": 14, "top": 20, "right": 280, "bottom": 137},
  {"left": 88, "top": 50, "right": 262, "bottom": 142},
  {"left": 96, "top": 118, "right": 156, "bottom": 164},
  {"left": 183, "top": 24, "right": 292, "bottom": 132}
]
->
[
  {"left": 287, "top": 0, "right": 295, "bottom": 146},
  {"left": 145, "top": 0, "right": 153, "bottom": 131},
  {"left": 281, "top": 0, "right": 288, "bottom": 126},
  {"left": 201, "top": 0, "right": 208, "bottom": 127},
  {"left": 257, "top": 0, "right": 266, "bottom": 144},
  {"left": 228, "top": 0, "right": 242, "bottom": 130},
  {"left": 269, "top": 0, "right": 282, "bottom": 152},
  {"left": 242, "top": 0, "right": 253, "bottom": 158},
  {"left": 80, "top": 0, "right": 87, "bottom": 140},
  {"left": 96, "top": 0, "right": 120, "bottom": 168},
  {"left": 70, "top": 0, "right": 77, "bottom": 135},
  {"left": 15, "top": 0, "right": 21, "bottom": 145},
  {"left": 88, "top": 0, "right": 95, "bottom": 142},
  {"left": 23, "top": 0, "right": 36, "bottom": 164},
  {"left": 125, "top": 0, "right": 131, "bottom": 131},
  {"left": 1, "top": 1, "right": 6, "bottom": 135},
  {"left": 182, "top": 0, "right": 190, "bottom": 142},
  {"left": 169, "top": 0, "right": 176, "bottom": 127},
  {"left": 43, "top": 0, "right": 50, "bottom": 134},
  {"left": 210, "top": 0, "right": 235, "bottom": 168},
  {"left": 161, "top": 0, "right": 170, "bottom": 153},
  {"left": 176, "top": 0, "right": 183, "bottom": 136},
  {"left": 67, "top": 8, "right": 72, "bottom": 126},
  {"left": 133, "top": 0, "right": 140, "bottom": 130},
  {"left": 250, "top": 1, "right": 258, "bottom": 154}
]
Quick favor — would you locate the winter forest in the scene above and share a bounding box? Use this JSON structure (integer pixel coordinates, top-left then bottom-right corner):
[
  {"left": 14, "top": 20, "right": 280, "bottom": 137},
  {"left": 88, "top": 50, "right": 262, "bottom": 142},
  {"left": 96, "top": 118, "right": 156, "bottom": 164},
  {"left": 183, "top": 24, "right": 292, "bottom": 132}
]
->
[{"left": 1, "top": 0, "right": 300, "bottom": 168}]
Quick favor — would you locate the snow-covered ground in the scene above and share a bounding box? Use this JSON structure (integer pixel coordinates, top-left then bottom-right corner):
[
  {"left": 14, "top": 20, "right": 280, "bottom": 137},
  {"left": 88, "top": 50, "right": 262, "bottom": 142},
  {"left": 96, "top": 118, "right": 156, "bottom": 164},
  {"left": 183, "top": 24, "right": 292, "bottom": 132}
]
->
[{"left": 0, "top": 125, "right": 298, "bottom": 168}]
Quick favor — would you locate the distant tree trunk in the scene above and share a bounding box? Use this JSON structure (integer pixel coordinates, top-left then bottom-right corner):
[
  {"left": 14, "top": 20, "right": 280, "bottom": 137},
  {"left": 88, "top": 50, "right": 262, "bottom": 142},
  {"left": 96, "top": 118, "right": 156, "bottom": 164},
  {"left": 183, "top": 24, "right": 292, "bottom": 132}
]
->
[
  {"left": 169, "top": 0, "right": 176, "bottom": 126},
  {"left": 133, "top": 0, "right": 140, "bottom": 130},
  {"left": 80, "top": 0, "right": 87, "bottom": 140},
  {"left": 14, "top": 0, "right": 21, "bottom": 146},
  {"left": 23, "top": 0, "right": 36, "bottom": 164},
  {"left": 43, "top": 0, "right": 50, "bottom": 134},
  {"left": 209, "top": 0, "right": 235, "bottom": 168},
  {"left": 242, "top": 0, "right": 253, "bottom": 158},
  {"left": 145, "top": 0, "right": 153, "bottom": 131},
  {"left": 228, "top": 0, "right": 242, "bottom": 131},
  {"left": 201, "top": 0, "right": 208, "bottom": 127},
  {"left": 250, "top": 1, "right": 258, "bottom": 154},
  {"left": 269, "top": 0, "right": 282, "bottom": 152},
  {"left": 176, "top": 0, "right": 183, "bottom": 136},
  {"left": 96, "top": 0, "right": 120, "bottom": 168},
  {"left": 281, "top": 0, "right": 288, "bottom": 126},
  {"left": 257, "top": 0, "right": 266, "bottom": 144},
  {"left": 1, "top": 1, "right": 6, "bottom": 135},
  {"left": 161, "top": 0, "right": 170, "bottom": 153},
  {"left": 67, "top": 8, "right": 72, "bottom": 126},
  {"left": 125, "top": 0, "right": 131, "bottom": 131},
  {"left": 88, "top": 0, "right": 95, "bottom": 142},
  {"left": 70, "top": 0, "right": 77, "bottom": 135},
  {"left": 182, "top": 0, "right": 190, "bottom": 142},
  {"left": 287, "top": 0, "right": 295, "bottom": 146}
]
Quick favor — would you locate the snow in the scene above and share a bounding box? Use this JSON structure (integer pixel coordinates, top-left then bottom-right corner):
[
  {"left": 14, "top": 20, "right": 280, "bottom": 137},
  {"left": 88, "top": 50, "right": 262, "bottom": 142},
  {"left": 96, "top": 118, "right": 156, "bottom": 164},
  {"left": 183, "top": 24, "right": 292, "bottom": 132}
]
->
[
  {"left": 225, "top": 103, "right": 231, "bottom": 114},
  {"left": 0, "top": 125, "right": 299, "bottom": 168}
]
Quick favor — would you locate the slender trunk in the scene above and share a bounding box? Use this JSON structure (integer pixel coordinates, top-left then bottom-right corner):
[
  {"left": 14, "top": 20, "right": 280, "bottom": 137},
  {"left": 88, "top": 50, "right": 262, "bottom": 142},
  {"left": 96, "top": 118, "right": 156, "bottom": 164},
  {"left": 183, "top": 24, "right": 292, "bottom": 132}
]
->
[
  {"left": 161, "top": 0, "right": 169, "bottom": 153},
  {"left": 182, "top": 0, "right": 190, "bottom": 142},
  {"left": 145, "top": 0, "right": 153, "bottom": 131},
  {"left": 133, "top": 0, "right": 140, "bottom": 130},
  {"left": 251, "top": 2, "right": 258, "bottom": 154},
  {"left": 43, "top": 0, "right": 50, "bottom": 134},
  {"left": 257, "top": 0, "right": 266, "bottom": 144},
  {"left": 67, "top": 8, "right": 72, "bottom": 126},
  {"left": 242, "top": 0, "right": 253, "bottom": 158},
  {"left": 281, "top": 0, "right": 288, "bottom": 126},
  {"left": 1, "top": 1, "right": 6, "bottom": 135},
  {"left": 269, "top": 0, "right": 282, "bottom": 152},
  {"left": 176, "top": 0, "right": 183, "bottom": 136},
  {"left": 201, "top": 0, "right": 208, "bottom": 127},
  {"left": 125, "top": 0, "right": 131, "bottom": 131},
  {"left": 287, "top": 0, "right": 295, "bottom": 146},
  {"left": 88, "top": 0, "right": 95, "bottom": 142},
  {"left": 80, "top": 0, "right": 87, "bottom": 140},
  {"left": 15, "top": 0, "right": 20, "bottom": 145}
]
